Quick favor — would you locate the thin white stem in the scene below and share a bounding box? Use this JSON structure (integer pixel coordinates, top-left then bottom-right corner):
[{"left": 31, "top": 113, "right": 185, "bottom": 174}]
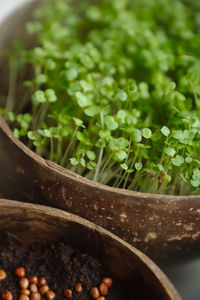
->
[
  {"left": 93, "top": 147, "right": 104, "bottom": 181},
  {"left": 93, "top": 111, "right": 104, "bottom": 181},
  {"left": 60, "top": 126, "right": 78, "bottom": 166}
]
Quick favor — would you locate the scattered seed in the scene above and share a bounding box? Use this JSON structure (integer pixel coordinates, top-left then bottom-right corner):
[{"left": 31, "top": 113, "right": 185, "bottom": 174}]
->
[
  {"left": 75, "top": 283, "right": 82, "bottom": 293},
  {"left": 19, "top": 295, "right": 29, "bottom": 300},
  {"left": 103, "top": 277, "right": 113, "bottom": 288},
  {"left": 19, "top": 278, "right": 29, "bottom": 289},
  {"left": 64, "top": 289, "right": 72, "bottom": 298},
  {"left": 46, "top": 291, "right": 55, "bottom": 300},
  {"left": 29, "top": 276, "right": 38, "bottom": 285},
  {"left": 0, "top": 267, "right": 112, "bottom": 300},
  {"left": 15, "top": 267, "right": 26, "bottom": 278},
  {"left": 39, "top": 285, "right": 49, "bottom": 295},
  {"left": 30, "top": 292, "right": 41, "bottom": 300},
  {"left": 30, "top": 284, "right": 38, "bottom": 293},
  {"left": 99, "top": 283, "right": 108, "bottom": 296},
  {"left": 90, "top": 287, "right": 100, "bottom": 299},
  {"left": 20, "top": 289, "right": 30, "bottom": 296},
  {"left": 38, "top": 277, "right": 46, "bottom": 287},
  {"left": 2, "top": 290, "right": 13, "bottom": 300},
  {"left": 0, "top": 270, "right": 6, "bottom": 280}
]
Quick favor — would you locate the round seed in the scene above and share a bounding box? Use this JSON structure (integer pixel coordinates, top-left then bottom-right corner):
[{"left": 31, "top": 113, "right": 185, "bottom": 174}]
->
[
  {"left": 15, "top": 267, "right": 26, "bottom": 278},
  {"left": 19, "top": 278, "right": 29, "bottom": 289},
  {"left": 64, "top": 289, "right": 72, "bottom": 298},
  {"left": 19, "top": 295, "right": 29, "bottom": 300},
  {"left": 2, "top": 290, "right": 13, "bottom": 300},
  {"left": 38, "top": 277, "right": 46, "bottom": 286},
  {"left": 46, "top": 291, "right": 56, "bottom": 300},
  {"left": 30, "top": 284, "right": 38, "bottom": 293},
  {"left": 20, "top": 289, "right": 30, "bottom": 296},
  {"left": 29, "top": 276, "right": 38, "bottom": 285},
  {"left": 99, "top": 283, "right": 108, "bottom": 296},
  {"left": 39, "top": 285, "right": 49, "bottom": 295},
  {"left": 90, "top": 287, "right": 100, "bottom": 299},
  {"left": 103, "top": 277, "right": 113, "bottom": 288},
  {"left": 75, "top": 283, "right": 82, "bottom": 293},
  {"left": 30, "top": 292, "right": 41, "bottom": 300},
  {"left": 0, "top": 270, "right": 6, "bottom": 280}
]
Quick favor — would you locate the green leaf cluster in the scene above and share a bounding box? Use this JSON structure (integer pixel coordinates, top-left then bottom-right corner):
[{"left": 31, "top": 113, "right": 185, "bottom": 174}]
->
[{"left": 3, "top": 0, "right": 200, "bottom": 195}]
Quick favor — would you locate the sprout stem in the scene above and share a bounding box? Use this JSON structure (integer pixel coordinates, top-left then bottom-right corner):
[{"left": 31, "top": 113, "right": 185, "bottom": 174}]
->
[{"left": 61, "top": 125, "right": 78, "bottom": 167}]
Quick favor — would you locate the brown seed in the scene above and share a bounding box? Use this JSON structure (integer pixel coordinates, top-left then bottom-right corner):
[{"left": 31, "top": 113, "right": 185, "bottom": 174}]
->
[
  {"left": 75, "top": 283, "right": 82, "bottom": 293},
  {"left": 38, "top": 277, "right": 46, "bottom": 287},
  {"left": 46, "top": 291, "right": 56, "bottom": 300},
  {"left": 19, "top": 295, "right": 29, "bottom": 300},
  {"left": 19, "top": 278, "right": 29, "bottom": 289},
  {"left": 2, "top": 290, "right": 13, "bottom": 300},
  {"left": 64, "top": 289, "right": 72, "bottom": 298},
  {"left": 99, "top": 283, "right": 108, "bottom": 296},
  {"left": 96, "top": 298, "right": 105, "bottom": 300},
  {"left": 39, "top": 285, "right": 49, "bottom": 295},
  {"left": 0, "top": 270, "right": 6, "bottom": 280},
  {"left": 30, "top": 284, "right": 38, "bottom": 293},
  {"left": 29, "top": 276, "right": 38, "bottom": 285},
  {"left": 30, "top": 292, "right": 41, "bottom": 300},
  {"left": 103, "top": 277, "right": 113, "bottom": 288},
  {"left": 15, "top": 267, "right": 26, "bottom": 278},
  {"left": 90, "top": 287, "right": 100, "bottom": 299},
  {"left": 20, "top": 289, "right": 31, "bottom": 296}
]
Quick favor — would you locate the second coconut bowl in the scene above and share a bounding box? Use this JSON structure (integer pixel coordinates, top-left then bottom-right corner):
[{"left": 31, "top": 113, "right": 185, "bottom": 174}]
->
[{"left": 0, "top": 1, "right": 200, "bottom": 263}]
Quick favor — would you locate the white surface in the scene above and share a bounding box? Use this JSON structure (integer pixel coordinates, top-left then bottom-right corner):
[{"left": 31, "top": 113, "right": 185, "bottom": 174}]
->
[{"left": 0, "top": 0, "right": 32, "bottom": 24}]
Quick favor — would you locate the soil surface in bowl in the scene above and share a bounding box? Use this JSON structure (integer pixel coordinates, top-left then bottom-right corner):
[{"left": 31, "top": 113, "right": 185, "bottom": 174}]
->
[{"left": 0, "top": 233, "right": 132, "bottom": 300}]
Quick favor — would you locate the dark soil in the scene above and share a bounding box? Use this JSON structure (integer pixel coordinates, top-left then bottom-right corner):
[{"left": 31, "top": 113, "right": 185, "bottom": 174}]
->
[{"left": 0, "top": 233, "right": 132, "bottom": 300}]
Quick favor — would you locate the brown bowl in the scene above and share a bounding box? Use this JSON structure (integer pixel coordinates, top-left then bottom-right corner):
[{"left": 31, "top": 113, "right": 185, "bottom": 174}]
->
[
  {"left": 0, "top": 199, "right": 181, "bottom": 300},
  {"left": 0, "top": 1, "right": 200, "bottom": 263}
]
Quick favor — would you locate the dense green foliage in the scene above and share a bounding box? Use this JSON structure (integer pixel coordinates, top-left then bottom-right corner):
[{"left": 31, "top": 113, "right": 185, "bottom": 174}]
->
[{"left": 2, "top": 0, "right": 200, "bottom": 194}]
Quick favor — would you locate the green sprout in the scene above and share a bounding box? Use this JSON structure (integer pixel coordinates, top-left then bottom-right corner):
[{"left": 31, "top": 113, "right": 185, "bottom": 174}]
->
[{"left": 2, "top": 0, "right": 200, "bottom": 195}]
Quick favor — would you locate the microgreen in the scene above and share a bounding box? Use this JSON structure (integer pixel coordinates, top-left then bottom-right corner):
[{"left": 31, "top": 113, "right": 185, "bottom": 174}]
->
[{"left": 2, "top": 0, "right": 200, "bottom": 195}]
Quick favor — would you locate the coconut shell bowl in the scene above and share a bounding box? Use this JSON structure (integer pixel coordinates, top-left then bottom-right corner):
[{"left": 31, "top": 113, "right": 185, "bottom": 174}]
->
[{"left": 0, "top": 1, "right": 200, "bottom": 263}]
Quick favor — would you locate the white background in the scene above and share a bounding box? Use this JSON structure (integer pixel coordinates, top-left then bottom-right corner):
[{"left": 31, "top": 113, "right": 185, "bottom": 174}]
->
[
  {"left": 0, "top": 0, "right": 32, "bottom": 24},
  {"left": 0, "top": 1, "right": 200, "bottom": 300}
]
